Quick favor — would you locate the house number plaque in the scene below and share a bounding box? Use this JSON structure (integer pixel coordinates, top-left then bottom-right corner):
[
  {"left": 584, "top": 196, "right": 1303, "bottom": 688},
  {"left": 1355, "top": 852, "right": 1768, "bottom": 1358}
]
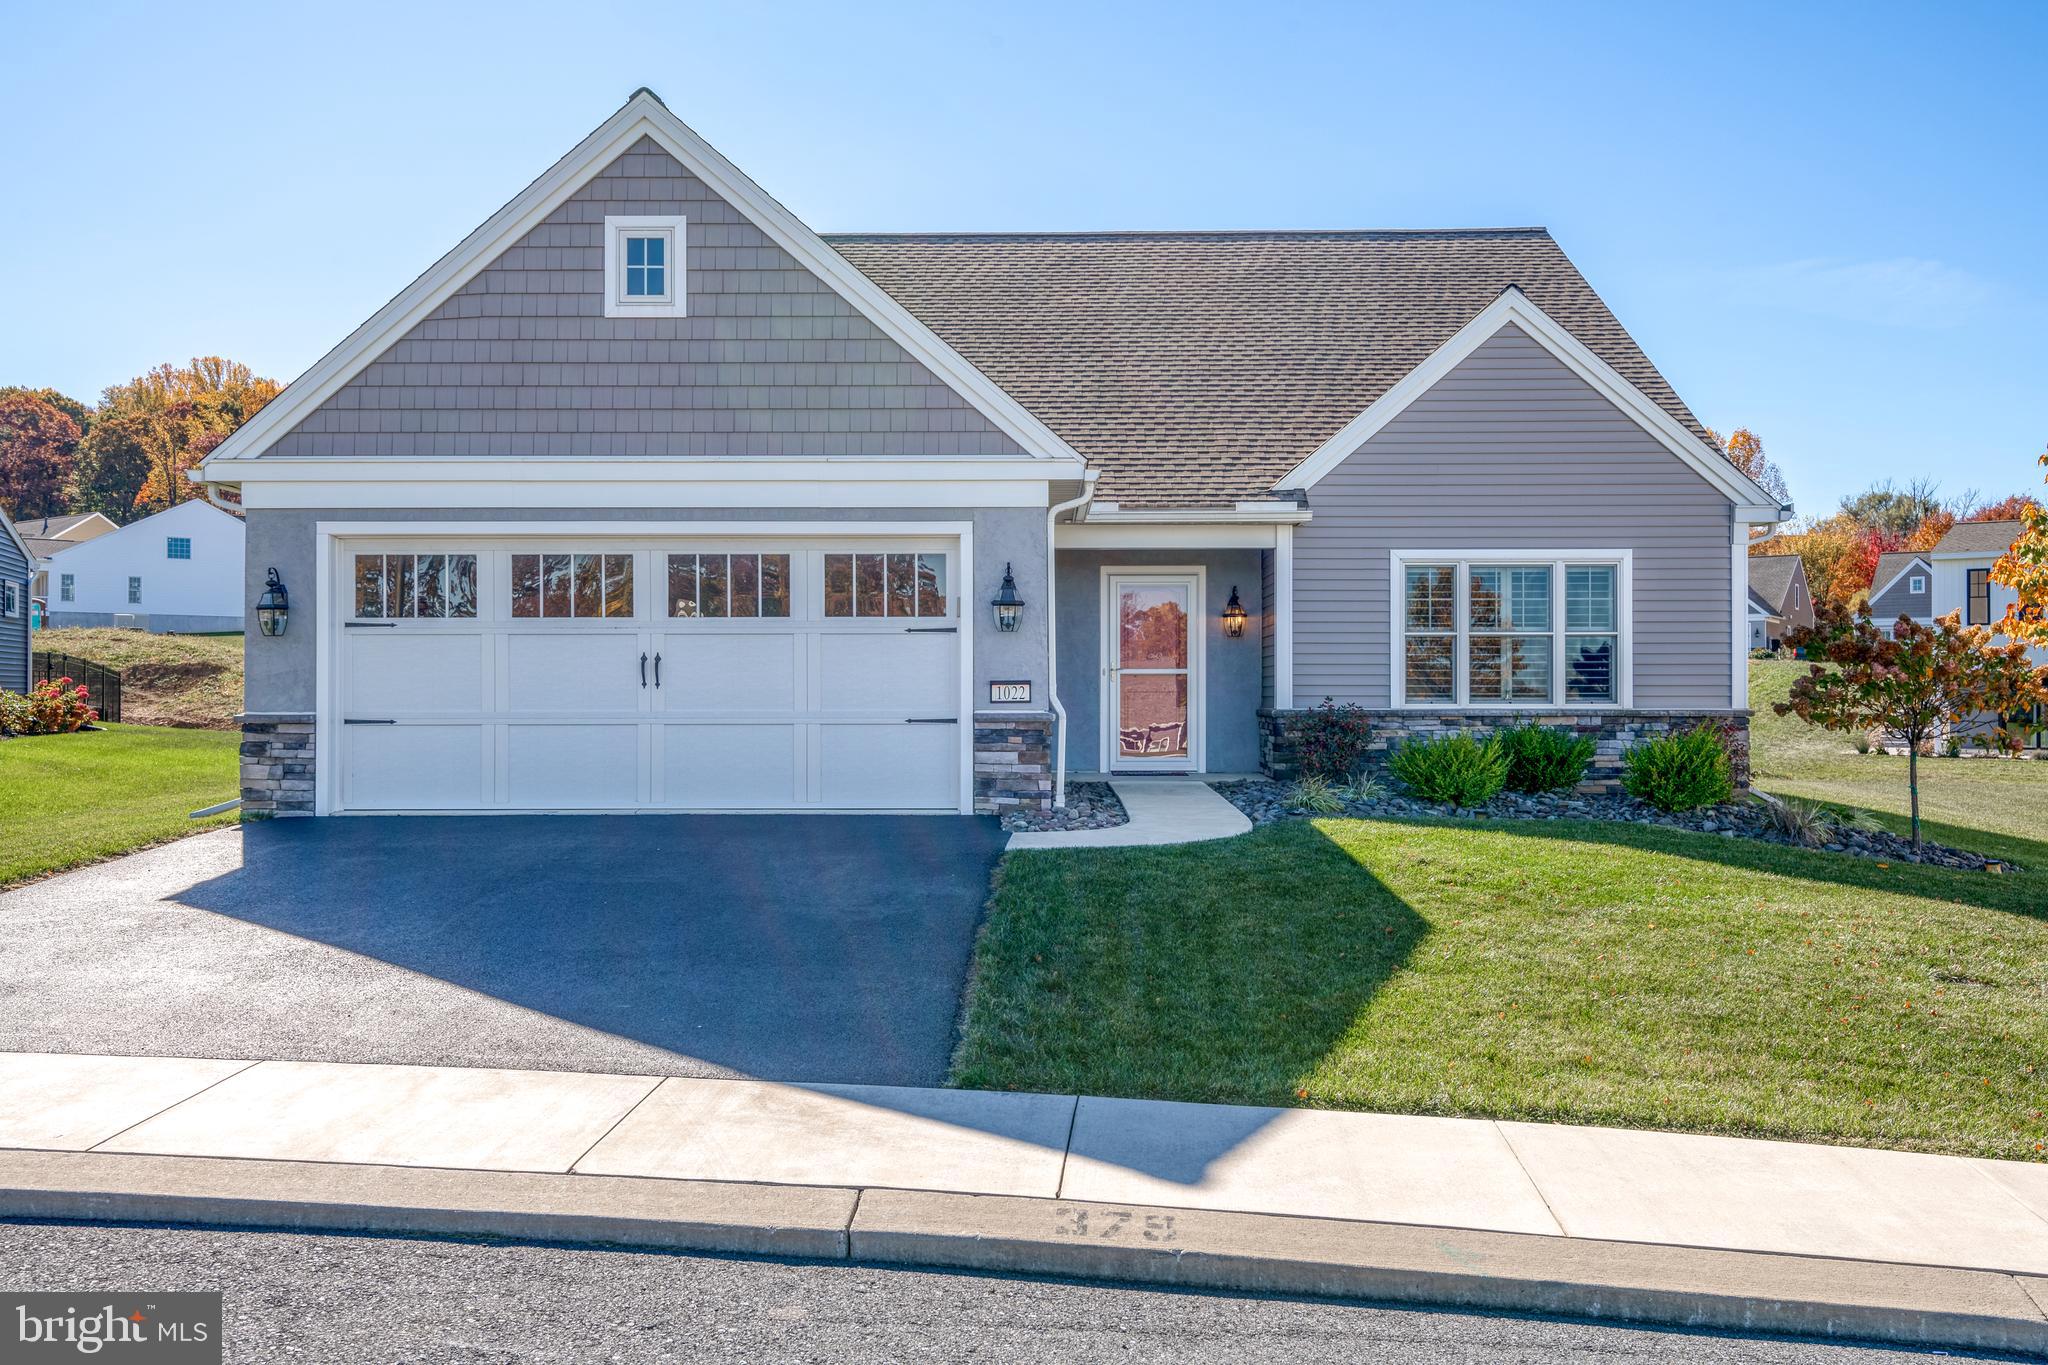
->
[{"left": 989, "top": 680, "right": 1032, "bottom": 704}]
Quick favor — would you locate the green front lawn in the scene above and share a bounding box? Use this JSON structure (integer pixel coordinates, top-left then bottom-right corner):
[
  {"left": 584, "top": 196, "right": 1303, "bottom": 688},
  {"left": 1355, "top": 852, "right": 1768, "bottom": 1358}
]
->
[
  {"left": 954, "top": 664, "right": 2048, "bottom": 1160},
  {"left": 0, "top": 724, "right": 242, "bottom": 889}
]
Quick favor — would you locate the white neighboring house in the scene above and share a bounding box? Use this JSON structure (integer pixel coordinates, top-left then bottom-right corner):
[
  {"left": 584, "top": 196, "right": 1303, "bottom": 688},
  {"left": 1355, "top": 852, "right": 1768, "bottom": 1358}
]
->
[
  {"left": 1925, "top": 520, "right": 2044, "bottom": 664},
  {"left": 41, "top": 501, "right": 246, "bottom": 633}
]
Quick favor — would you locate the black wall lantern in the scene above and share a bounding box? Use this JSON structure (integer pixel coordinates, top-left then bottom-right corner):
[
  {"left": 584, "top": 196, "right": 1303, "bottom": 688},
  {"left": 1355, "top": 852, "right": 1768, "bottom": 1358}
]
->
[
  {"left": 990, "top": 562, "right": 1026, "bottom": 633},
  {"left": 1222, "top": 585, "right": 1248, "bottom": 638},
  {"left": 255, "top": 567, "right": 290, "bottom": 637}
]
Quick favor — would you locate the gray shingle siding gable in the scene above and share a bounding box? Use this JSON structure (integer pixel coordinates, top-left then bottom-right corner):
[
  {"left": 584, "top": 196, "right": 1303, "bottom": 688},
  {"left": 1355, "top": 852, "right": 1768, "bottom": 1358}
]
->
[
  {"left": 1291, "top": 325, "right": 1734, "bottom": 709},
  {"left": 267, "top": 138, "right": 1023, "bottom": 460},
  {"left": 0, "top": 526, "right": 28, "bottom": 692},
  {"left": 1869, "top": 563, "right": 1932, "bottom": 622}
]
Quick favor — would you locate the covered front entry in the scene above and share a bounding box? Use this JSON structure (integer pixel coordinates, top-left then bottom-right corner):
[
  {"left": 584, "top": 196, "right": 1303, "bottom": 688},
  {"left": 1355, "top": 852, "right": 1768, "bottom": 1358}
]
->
[{"left": 329, "top": 532, "right": 969, "bottom": 813}]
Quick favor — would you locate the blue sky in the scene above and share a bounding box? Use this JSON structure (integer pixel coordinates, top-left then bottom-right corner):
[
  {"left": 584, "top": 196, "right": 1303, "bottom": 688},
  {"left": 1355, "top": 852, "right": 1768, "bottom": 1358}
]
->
[{"left": 4, "top": 0, "right": 2041, "bottom": 515}]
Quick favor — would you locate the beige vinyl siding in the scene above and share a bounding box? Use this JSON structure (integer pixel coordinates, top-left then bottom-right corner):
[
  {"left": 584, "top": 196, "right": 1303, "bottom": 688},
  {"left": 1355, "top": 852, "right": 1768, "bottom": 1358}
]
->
[
  {"left": 268, "top": 137, "right": 1021, "bottom": 460},
  {"left": 1291, "top": 324, "right": 1734, "bottom": 708}
]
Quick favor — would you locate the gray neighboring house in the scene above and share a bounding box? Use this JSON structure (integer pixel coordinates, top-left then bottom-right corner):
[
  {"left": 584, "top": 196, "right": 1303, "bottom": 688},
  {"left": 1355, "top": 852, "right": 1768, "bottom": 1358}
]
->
[
  {"left": 1867, "top": 550, "right": 1933, "bottom": 632},
  {"left": 195, "top": 90, "right": 1790, "bottom": 817},
  {"left": 1746, "top": 553, "right": 1814, "bottom": 651},
  {"left": 0, "top": 506, "right": 32, "bottom": 694}
]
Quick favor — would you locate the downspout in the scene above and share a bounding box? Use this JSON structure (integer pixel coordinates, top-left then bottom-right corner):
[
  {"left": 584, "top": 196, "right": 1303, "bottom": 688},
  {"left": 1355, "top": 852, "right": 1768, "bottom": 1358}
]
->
[
  {"left": 190, "top": 468, "right": 244, "bottom": 515},
  {"left": 1045, "top": 471, "right": 1099, "bottom": 809}
]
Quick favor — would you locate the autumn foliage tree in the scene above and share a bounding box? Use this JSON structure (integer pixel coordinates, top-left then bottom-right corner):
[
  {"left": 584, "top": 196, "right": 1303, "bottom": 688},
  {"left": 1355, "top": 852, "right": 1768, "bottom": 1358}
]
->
[
  {"left": 1990, "top": 449, "right": 2048, "bottom": 648},
  {"left": 1779, "top": 601, "right": 2047, "bottom": 854},
  {"left": 0, "top": 391, "right": 83, "bottom": 519},
  {"left": 107, "top": 357, "right": 281, "bottom": 516},
  {"left": 1704, "top": 426, "right": 1790, "bottom": 504}
]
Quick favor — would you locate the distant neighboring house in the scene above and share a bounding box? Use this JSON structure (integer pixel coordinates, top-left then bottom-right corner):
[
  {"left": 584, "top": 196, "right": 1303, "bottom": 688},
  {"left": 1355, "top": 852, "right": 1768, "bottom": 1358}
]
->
[
  {"left": 1746, "top": 554, "right": 1814, "bottom": 651},
  {"left": 21, "top": 512, "right": 120, "bottom": 604},
  {"left": 1922, "top": 519, "right": 2042, "bottom": 748},
  {"left": 0, "top": 506, "right": 30, "bottom": 692},
  {"left": 1867, "top": 550, "right": 1933, "bottom": 633},
  {"left": 1925, "top": 519, "right": 2043, "bottom": 662},
  {"left": 41, "top": 501, "right": 246, "bottom": 633}
]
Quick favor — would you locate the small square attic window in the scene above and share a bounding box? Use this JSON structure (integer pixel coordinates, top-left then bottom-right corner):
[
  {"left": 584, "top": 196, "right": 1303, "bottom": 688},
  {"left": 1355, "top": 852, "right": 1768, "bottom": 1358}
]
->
[
  {"left": 167, "top": 536, "right": 192, "bottom": 560},
  {"left": 604, "top": 215, "right": 686, "bottom": 319}
]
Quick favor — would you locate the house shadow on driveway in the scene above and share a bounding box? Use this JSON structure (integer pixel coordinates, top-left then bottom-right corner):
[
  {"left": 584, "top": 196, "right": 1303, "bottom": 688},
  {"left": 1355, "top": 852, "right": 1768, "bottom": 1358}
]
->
[{"left": 164, "top": 814, "right": 1009, "bottom": 1087}]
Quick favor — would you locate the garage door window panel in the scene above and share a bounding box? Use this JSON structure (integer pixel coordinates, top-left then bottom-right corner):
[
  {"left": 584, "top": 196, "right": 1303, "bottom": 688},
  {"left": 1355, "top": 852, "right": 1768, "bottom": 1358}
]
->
[
  {"left": 512, "top": 553, "right": 633, "bottom": 619},
  {"left": 666, "top": 554, "right": 792, "bottom": 620},
  {"left": 825, "top": 552, "right": 949, "bottom": 619},
  {"left": 352, "top": 553, "right": 479, "bottom": 620}
]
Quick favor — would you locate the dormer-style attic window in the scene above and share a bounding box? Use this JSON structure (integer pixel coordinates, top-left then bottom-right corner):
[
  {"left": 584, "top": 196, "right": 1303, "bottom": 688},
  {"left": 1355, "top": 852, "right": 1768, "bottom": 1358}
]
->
[{"left": 604, "top": 215, "right": 687, "bottom": 319}]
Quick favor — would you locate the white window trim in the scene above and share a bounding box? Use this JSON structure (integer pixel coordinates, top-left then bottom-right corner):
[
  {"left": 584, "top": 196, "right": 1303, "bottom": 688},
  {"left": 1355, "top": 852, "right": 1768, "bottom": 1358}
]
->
[
  {"left": 1, "top": 581, "right": 17, "bottom": 617},
  {"left": 602, "top": 215, "right": 687, "bottom": 319},
  {"left": 1387, "top": 550, "right": 1634, "bottom": 709},
  {"left": 128, "top": 576, "right": 143, "bottom": 605},
  {"left": 1908, "top": 574, "right": 1926, "bottom": 595},
  {"left": 59, "top": 573, "right": 74, "bottom": 603}
]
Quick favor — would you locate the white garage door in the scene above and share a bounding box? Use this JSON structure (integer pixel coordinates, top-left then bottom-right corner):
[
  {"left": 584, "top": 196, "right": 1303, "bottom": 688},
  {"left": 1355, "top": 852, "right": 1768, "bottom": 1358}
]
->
[{"left": 333, "top": 538, "right": 964, "bottom": 812}]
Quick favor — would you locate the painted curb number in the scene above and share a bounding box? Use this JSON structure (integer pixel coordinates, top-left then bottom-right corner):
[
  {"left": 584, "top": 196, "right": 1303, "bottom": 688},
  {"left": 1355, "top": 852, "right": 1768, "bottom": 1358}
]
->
[{"left": 1051, "top": 1207, "right": 1179, "bottom": 1242}]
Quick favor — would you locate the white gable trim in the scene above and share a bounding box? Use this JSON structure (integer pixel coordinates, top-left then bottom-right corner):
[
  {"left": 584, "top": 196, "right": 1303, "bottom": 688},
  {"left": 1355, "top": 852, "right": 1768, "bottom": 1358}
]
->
[
  {"left": 1271, "top": 288, "right": 1786, "bottom": 516},
  {"left": 200, "top": 91, "right": 1086, "bottom": 478},
  {"left": 1869, "top": 554, "right": 1934, "bottom": 604}
]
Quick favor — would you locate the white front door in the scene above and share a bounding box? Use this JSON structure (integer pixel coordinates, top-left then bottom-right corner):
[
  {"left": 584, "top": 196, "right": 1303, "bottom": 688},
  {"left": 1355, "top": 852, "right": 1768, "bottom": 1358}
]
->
[
  {"left": 1103, "top": 570, "right": 1202, "bottom": 773},
  {"left": 333, "top": 538, "right": 965, "bottom": 812}
]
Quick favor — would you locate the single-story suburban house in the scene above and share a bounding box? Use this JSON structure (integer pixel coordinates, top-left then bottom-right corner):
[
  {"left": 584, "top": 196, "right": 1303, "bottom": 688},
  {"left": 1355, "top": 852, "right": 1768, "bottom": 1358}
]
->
[
  {"left": 1746, "top": 553, "right": 1814, "bottom": 652},
  {"left": 37, "top": 500, "right": 246, "bottom": 634},
  {"left": 0, "top": 506, "right": 31, "bottom": 693},
  {"left": 196, "top": 90, "right": 1791, "bottom": 817}
]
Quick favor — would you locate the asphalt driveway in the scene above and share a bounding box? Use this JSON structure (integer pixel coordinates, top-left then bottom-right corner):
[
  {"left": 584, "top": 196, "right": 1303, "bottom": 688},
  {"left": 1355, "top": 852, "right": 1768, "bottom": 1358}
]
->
[{"left": 0, "top": 815, "right": 1007, "bottom": 1085}]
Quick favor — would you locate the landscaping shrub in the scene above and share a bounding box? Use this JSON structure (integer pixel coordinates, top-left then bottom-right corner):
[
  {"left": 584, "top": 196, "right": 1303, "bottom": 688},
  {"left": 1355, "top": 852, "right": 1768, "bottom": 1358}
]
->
[
  {"left": 1294, "top": 697, "right": 1372, "bottom": 781},
  {"left": 1622, "top": 725, "right": 1733, "bottom": 811},
  {"left": 1388, "top": 733, "right": 1507, "bottom": 808},
  {"left": 1495, "top": 724, "right": 1595, "bottom": 794},
  {"left": 1344, "top": 771, "right": 1387, "bottom": 803},
  {"left": 1284, "top": 774, "right": 1344, "bottom": 814},
  {"left": 1, "top": 680, "right": 97, "bottom": 737}
]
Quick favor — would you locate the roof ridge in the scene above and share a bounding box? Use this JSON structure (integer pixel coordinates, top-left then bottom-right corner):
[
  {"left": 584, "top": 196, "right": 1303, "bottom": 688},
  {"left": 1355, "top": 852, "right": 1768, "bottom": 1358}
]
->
[{"left": 822, "top": 227, "right": 1553, "bottom": 241}]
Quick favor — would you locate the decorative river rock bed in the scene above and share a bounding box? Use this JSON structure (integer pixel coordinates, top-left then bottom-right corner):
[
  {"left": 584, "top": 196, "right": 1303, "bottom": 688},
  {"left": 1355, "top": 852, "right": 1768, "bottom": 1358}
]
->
[
  {"left": 1000, "top": 781, "right": 1130, "bottom": 834},
  {"left": 1217, "top": 779, "right": 2016, "bottom": 873}
]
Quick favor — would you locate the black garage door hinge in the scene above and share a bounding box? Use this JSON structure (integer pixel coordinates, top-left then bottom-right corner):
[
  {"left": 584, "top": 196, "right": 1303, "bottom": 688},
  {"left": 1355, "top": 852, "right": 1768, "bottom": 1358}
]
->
[
  {"left": 343, "top": 718, "right": 397, "bottom": 725},
  {"left": 344, "top": 621, "right": 397, "bottom": 628},
  {"left": 904, "top": 717, "right": 958, "bottom": 724}
]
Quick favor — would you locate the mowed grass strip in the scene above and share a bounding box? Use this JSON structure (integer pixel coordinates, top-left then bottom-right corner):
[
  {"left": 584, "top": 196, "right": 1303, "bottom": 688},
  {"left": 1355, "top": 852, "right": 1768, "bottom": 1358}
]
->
[
  {"left": 0, "top": 724, "right": 241, "bottom": 888},
  {"left": 954, "top": 817, "right": 2047, "bottom": 1161}
]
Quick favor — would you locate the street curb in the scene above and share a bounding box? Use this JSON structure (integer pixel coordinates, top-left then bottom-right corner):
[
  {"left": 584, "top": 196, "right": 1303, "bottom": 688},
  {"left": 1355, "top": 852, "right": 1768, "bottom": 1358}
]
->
[
  {"left": 0, "top": 1150, "right": 853, "bottom": 1260},
  {"left": 3, "top": 1150, "right": 2045, "bottom": 1357}
]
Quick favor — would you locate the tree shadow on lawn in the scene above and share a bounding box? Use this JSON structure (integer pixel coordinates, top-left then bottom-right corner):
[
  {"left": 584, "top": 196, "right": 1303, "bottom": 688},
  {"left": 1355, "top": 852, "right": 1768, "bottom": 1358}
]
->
[
  {"left": 955, "top": 823, "right": 1432, "bottom": 1118},
  {"left": 1374, "top": 809, "right": 2046, "bottom": 923}
]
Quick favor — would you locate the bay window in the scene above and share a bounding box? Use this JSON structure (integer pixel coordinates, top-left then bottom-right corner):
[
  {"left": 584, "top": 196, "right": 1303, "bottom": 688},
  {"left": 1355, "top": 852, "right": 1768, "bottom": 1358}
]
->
[{"left": 1395, "top": 553, "right": 1628, "bottom": 706}]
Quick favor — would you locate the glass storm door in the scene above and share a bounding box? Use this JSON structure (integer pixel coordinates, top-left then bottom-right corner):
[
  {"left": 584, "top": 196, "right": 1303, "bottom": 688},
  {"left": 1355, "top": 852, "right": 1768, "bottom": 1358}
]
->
[{"left": 1108, "top": 574, "right": 1198, "bottom": 771}]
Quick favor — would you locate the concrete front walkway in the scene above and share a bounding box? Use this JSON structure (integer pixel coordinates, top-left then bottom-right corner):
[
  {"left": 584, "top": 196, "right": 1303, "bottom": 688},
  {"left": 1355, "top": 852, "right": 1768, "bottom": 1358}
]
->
[
  {"left": 5, "top": 1051, "right": 2046, "bottom": 1278},
  {"left": 1007, "top": 777, "right": 1252, "bottom": 851}
]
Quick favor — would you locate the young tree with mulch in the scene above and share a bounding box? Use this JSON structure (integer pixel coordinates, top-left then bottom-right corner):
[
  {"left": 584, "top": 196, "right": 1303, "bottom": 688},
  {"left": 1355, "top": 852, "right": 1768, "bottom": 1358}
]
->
[{"left": 1778, "top": 602, "right": 2046, "bottom": 855}]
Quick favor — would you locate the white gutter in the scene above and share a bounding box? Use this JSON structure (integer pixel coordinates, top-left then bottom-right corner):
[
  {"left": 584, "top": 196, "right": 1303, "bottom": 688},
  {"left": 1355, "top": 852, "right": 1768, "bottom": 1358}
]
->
[
  {"left": 190, "top": 468, "right": 244, "bottom": 514},
  {"left": 1045, "top": 471, "right": 1100, "bottom": 809}
]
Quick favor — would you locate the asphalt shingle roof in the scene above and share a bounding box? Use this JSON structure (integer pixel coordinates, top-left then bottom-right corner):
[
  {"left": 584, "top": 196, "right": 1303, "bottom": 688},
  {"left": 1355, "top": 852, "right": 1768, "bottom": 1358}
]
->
[
  {"left": 1747, "top": 554, "right": 1804, "bottom": 612},
  {"left": 826, "top": 228, "right": 1713, "bottom": 509},
  {"left": 1931, "top": 520, "right": 2024, "bottom": 555}
]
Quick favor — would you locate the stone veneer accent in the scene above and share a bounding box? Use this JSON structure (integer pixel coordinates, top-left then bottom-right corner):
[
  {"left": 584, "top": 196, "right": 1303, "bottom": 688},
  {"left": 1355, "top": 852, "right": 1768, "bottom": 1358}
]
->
[
  {"left": 973, "top": 711, "right": 1054, "bottom": 814},
  {"left": 1259, "top": 708, "right": 1751, "bottom": 794},
  {"left": 240, "top": 714, "right": 315, "bottom": 815}
]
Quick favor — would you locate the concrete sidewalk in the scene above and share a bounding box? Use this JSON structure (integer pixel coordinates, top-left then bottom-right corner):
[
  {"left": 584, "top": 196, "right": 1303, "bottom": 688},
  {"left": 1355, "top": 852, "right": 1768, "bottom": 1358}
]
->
[{"left": 4, "top": 1051, "right": 2048, "bottom": 1352}]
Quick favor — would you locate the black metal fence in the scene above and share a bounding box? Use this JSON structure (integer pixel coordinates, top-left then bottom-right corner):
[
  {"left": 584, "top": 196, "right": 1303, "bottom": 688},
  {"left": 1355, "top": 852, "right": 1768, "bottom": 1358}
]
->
[{"left": 30, "top": 652, "right": 122, "bottom": 722}]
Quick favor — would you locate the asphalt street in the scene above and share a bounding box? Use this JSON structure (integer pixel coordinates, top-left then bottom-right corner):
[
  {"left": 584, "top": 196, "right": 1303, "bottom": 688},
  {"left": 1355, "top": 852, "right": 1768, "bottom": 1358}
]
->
[{"left": 0, "top": 1220, "right": 2016, "bottom": 1364}]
